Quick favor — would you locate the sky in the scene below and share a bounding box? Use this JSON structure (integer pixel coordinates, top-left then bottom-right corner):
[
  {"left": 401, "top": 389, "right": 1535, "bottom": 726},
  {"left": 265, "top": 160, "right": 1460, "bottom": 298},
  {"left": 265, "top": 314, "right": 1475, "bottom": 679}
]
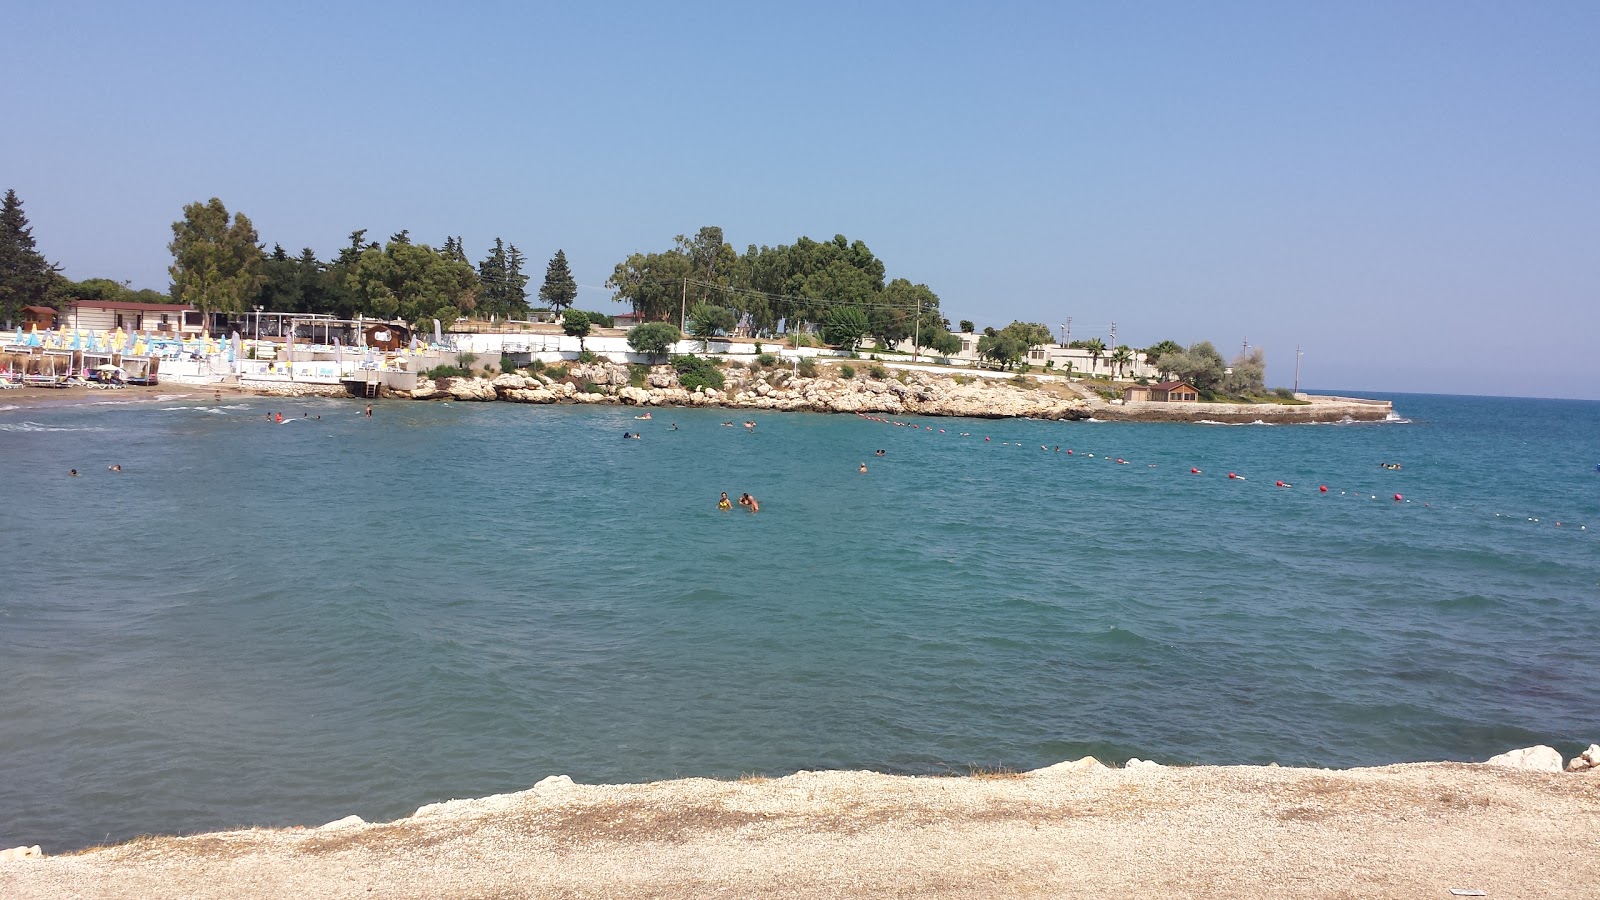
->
[{"left": 6, "top": 1, "right": 1596, "bottom": 398}]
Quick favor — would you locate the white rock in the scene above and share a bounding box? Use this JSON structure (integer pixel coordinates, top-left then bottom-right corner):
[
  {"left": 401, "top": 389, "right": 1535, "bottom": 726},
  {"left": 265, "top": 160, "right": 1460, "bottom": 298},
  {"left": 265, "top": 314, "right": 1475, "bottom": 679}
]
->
[
  {"left": 1029, "top": 756, "right": 1106, "bottom": 776},
  {"left": 1583, "top": 744, "right": 1600, "bottom": 765},
  {"left": 1567, "top": 756, "right": 1590, "bottom": 772},
  {"left": 318, "top": 815, "right": 365, "bottom": 831},
  {"left": 534, "top": 774, "right": 574, "bottom": 791},
  {"left": 1125, "top": 758, "right": 1164, "bottom": 769},
  {"left": 1484, "top": 745, "right": 1564, "bottom": 773},
  {"left": 0, "top": 845, "right": 42, "bottom": 860}
]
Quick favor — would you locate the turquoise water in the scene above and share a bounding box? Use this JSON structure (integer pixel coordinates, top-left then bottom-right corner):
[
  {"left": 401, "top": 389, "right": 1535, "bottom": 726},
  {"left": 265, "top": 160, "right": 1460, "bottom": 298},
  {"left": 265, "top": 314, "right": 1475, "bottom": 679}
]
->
[{"left": 2, "top": 391, "right": 1597, "bottom": 851}]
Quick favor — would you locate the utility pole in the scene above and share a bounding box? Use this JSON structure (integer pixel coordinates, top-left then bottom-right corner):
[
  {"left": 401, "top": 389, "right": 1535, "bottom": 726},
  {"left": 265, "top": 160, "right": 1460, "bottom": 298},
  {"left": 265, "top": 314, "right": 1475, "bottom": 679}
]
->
[
  {"left": 1294, "top": 345, "right": 1303, "bottom": 393},
  {"left": 1059, "top": 323, "right": 1066, "bottom": 345},
  {"left": 913, "top": 296, "right": 921, "bottom": 362},
  {"left": 1066, "top": 316, "right": 1072, "bottom": 342},
  {"left": 1109, "top": 321, "right": 1116, "bottom": 346},
  {"left": 680, "top": 278, "right": 687, "bottom": 332},
  {"left": 1242, "top": 338, "right": 1249, "bottom": 356}
]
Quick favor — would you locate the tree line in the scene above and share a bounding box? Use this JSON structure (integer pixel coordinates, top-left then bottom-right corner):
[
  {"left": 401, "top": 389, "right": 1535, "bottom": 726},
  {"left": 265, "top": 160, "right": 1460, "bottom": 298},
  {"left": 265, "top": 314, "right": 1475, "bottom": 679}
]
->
[{"left": 606, "top": 226, "right": 961, "bottom": 354}]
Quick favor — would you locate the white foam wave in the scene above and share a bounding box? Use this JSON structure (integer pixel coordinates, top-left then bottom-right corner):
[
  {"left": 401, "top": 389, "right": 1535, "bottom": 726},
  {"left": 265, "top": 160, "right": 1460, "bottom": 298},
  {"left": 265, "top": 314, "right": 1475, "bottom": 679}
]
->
[{"left": 0, "top": 421, "right": 108, "bottom": 433}]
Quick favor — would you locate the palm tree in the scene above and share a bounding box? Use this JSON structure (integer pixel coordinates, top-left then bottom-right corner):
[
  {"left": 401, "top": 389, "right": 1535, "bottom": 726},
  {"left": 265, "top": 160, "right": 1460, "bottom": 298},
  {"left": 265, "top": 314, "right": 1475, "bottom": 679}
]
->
[
  {"left": 1110, "top": 345, "right": 1133, "bottom": 380},
  {"left": 1081, "top": 338, "right": 1106, "bottom": 375}
]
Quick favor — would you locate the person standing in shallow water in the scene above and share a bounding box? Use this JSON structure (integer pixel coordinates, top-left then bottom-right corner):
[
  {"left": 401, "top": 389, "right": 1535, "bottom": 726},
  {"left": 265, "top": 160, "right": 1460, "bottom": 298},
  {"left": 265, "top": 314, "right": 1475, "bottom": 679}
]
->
[
  {"left": 859, "top": 462, "right": 868, "bottom": 474},
  {"left": 365, "top": 404, "right": 372, "bottom": 418},
  {"left": 718, "top": 492, "right": 732, "bottom": 510}
]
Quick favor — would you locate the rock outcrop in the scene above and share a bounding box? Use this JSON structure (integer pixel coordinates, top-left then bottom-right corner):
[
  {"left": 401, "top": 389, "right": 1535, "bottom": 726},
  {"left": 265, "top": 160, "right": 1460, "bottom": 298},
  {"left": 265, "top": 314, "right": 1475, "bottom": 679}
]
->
[
  {"left": 1567, "top": 744, "right": 1600, "bottom": 772},
  {"left": 405, "top": 364, "right": 1092, "bottom": 420},
  {"left": 1484, "top": 745, "right": 1564, "bottom": 773}
]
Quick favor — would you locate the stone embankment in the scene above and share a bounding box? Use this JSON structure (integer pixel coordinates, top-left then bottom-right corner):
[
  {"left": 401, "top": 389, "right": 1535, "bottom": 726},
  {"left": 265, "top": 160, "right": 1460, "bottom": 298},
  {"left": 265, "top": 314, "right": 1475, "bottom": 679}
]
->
[{"left": 404, "top": 363, "right": 1091, "bottom": 420}]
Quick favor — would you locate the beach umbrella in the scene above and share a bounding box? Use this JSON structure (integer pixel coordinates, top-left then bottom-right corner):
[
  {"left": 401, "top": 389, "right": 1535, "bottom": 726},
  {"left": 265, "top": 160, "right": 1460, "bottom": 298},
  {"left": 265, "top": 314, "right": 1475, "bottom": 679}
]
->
[
  {"left": 13, "top": 326, "right": 22, "bottom": 346},
  {"left": 433, "top": 319, "right": 443, "bottom": 346},
  {"left": 26, "top": 324, "right": 41, "bottom": 348}
]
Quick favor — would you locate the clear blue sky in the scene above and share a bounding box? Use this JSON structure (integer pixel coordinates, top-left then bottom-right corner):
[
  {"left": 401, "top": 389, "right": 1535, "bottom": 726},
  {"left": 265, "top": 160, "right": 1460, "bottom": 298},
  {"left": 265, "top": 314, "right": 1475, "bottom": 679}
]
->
[{"left": 7, "top": 1, "right": 1596, "bottom": 398}]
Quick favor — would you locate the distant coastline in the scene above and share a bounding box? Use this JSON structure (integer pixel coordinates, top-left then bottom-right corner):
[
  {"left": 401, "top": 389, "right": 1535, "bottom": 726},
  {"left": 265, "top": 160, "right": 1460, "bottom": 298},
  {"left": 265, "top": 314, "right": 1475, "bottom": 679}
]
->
[{"left": 0, "top": 363, "right": 1396, "bottom": 424}]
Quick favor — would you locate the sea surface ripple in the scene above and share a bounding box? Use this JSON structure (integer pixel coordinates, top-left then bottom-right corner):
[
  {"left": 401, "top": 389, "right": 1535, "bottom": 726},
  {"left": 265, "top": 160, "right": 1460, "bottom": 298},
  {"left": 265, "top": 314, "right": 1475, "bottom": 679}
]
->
[{"left": 0, "top": 391, "right": 1596, "bottom": 850}]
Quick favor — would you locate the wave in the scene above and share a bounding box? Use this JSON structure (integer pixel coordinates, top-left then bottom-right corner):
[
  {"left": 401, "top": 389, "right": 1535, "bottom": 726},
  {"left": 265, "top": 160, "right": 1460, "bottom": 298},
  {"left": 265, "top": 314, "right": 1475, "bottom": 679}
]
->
[{"left": 0, "top": 421, "right": 108, "bottom": 433}]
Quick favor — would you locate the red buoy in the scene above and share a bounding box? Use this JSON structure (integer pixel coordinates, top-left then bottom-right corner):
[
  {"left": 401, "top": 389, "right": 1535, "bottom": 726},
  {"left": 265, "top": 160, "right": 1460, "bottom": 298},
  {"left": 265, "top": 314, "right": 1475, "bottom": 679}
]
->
[
  {"left": 1190, "top": 467, "right": 1201, "bottom": 474},
  {"left": 1275, "top": 480, "right": 1289, "bottom": 488},
  {"left": 1227, "top": 472, "right": 1238, "bottom": 479},
  {"left": 1319, "top": 485, "right": 1328, "bottom": 492},
  {"left": 1394, "top": 493, "right": 1403, "bottom": 501}
]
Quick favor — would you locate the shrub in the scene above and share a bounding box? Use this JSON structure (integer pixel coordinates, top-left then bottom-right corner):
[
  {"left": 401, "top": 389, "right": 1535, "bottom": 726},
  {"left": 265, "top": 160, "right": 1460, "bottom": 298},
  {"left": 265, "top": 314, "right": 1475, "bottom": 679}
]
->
[
  {"left": 839, "top": 364, "right": 856, "bottom": 379},
  {"left": 527, "top": 358, "right": 546, "bottom": 372},
  {"left": 455, "top": 351, "right": 478, "bottom": 370},
  {"left": 626, "top": 322, "right": 682, "bottom": 361},
  {"left": 756, "top": 352, "right": 778, "bottom": 368},
  {"left": 545, "top": 364, "right": 569, "bottom": 380},
  {"left": 577, "top": 349, "right": 598, "bottom": 364},
  {"left": 797, "top": 357, "right": 818, "bottom": 378},
  {"left": 500, "top": 354, "right": 517, "bottom": 372},
  {"left": 1273, "top": 387, "right": 1296, "bottom": 400},
  {"left": 580, "top": 380, "right": 601, "bottom": 394},
  {"left": 628, "top": 364, "right": 650, "bottom": 388},
  {"left": 671, "top": 354, "right": 725, "bottom": 391},
  {"left": 425, "top": 365, "right": 469, "bottom": 379}
]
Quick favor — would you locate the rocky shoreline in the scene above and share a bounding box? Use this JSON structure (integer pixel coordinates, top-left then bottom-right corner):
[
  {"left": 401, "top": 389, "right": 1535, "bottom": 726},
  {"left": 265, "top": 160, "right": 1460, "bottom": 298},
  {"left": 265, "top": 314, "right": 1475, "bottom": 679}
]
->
[
  {"left": 304, "top": 361, "right": 1392, "bottom": 424},
  {"left": 3, "top": 746, "right": 1595, "bottom": 898}
]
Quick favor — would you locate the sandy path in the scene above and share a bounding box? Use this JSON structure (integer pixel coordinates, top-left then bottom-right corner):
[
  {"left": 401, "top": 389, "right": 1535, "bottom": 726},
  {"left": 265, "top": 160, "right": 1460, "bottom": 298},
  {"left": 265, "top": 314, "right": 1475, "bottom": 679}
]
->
[{"left": 5, "top": 761, "right": 1596, "bottom": 899}]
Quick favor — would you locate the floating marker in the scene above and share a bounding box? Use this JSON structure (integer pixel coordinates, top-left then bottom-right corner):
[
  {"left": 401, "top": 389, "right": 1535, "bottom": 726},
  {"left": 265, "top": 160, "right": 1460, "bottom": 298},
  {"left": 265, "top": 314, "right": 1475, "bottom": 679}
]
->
[
  {"left": 1276, "top": 480, "right": 1291, "bottom": 488},
  {"left": 1393, "top": 494, "right": 1402, "bottom": 501},
  {"left": 1191, "top": 467, "right": 1201, "bottom": 474},
  {"left": 1319, "top": 485, "right": 1328, "bottom": 492}
]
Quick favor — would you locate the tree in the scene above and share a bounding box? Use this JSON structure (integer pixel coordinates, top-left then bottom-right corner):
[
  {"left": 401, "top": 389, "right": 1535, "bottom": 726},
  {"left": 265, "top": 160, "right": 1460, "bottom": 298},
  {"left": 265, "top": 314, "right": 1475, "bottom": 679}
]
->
[
  {"left": 0, "top": 189, "right": 62, "bottom": 326},
  {"left": 626, "top": 321, "right": 682, "bottom": 362},
  {"left": 1077, "top": 338, "right": 1106, "bottom": 374},
  {"left": 822, "top": 305, "right": 870, "bottom": 350},
  {"left": 1223, "top": 347, "right": 1266, "bottom": 395},
  {"left": 476, "top": 238, "right": 528, "bottom": 320},
  {"left": 1167, "top": 341, "right": 1227, "bottom": 391},
  {"left": 345, "top": 238, "right": 478, "bottom": 327},
  {"left": 1143, "top": 340, "right": 1183, "bottom": 380},
  {"left": 562, "top": 309, "right": 592, "bottom": 350},
  {"left": 1110, "top": 345, "right": 1133, "bottom": 379},
  {"left": 539, "top": 249, "right": 578, "bottom": 314},
  {"left": 687, "top": 303, "right": 736, "bottom": 350},
  {"left": 977, "top": 331, "right": 1026, "bottom": 369},
  {"left": 959, "top": 319, "right": 975, "bottom": 334},
  {"left": 168, "top": 197, "right": 265, "bottom": 321}
]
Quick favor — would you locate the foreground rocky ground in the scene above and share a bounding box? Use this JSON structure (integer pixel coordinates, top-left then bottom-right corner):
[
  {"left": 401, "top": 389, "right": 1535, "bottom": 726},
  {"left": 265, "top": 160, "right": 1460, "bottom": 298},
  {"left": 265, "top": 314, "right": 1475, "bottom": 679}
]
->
[{"left": 6, "top": 753, "right": 1596, "bottom": 899}]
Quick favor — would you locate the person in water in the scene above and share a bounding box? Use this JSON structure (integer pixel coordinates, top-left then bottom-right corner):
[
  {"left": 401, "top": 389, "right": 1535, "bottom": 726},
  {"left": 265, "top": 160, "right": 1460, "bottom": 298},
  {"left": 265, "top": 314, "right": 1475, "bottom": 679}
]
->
[
  {"left": 69, "top": 469, "right": 79, "bottom": 477},
  {"left": 859, "top": 462, "right": 868, "bottom": 473},
  {"left": 739, "top": 493, "right": 760, "bottom": 512},
  {"left": 670, "top": 423, "right": 678, "bottom": 431},
  {"left": 718, "top": 492, "right": 732, "bottom": 510}
]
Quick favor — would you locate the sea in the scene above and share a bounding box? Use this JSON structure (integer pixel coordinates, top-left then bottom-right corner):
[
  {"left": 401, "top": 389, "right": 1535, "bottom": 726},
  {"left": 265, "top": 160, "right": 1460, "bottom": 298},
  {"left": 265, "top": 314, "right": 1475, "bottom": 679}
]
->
[{"left": 1, "top": 391, "right": 1597, "bottom": 851}]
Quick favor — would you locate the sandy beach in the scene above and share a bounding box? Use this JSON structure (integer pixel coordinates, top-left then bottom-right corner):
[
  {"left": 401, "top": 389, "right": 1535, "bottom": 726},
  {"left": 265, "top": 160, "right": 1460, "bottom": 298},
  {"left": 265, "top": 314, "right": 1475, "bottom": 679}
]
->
[{"left": 4, "top": 759, "right": 1595, "bottom": 899}]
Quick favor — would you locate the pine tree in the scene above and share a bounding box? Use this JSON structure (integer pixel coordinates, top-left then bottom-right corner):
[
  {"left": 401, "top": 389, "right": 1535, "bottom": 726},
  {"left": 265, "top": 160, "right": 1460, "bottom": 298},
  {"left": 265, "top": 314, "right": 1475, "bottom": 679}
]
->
[
  {"left": 0, "top": 189, "right": 62, "bottom": 326},
  {"left": 539, "top": 249, "right": 578, "bottom": 314},
  {"left": 167, "top": 197, "right": 266, "bottom": 318},
  {"left": 477, "top": 238, "right": 509, "bottom": 319},
  {"left": 505, "top": 244, "right": 530, "bottom": 317}
]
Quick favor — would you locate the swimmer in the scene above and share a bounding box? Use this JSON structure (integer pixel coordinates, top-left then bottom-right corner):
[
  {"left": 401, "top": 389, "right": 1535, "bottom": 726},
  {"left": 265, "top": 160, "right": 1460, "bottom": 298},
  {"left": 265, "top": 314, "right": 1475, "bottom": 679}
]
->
[
  {"left": 109, "top": 464, "right": 121, "bottom": 472},
  {"left": 631, "top": 432, "right": 641, "bottom": 440},
  {"left": 744, "top": 420, "right": 755, "bottom": 430},
  {"left": 739, "top": 492, "right": 760, "bottom": 512},
  {"left": 859, "top": 462, "right": 868, "bottom": 474},
  {"left": 69, "top": 469, "right": 79, "bottom": 477},
  {"left": 635, "top": 412, "right": 651, "bottom": 419},
  {"left": 875, "top": 449, "right": 885, "bottom": 456},
  {"left": 670, "top": 423, "right": 678, "bottom": 431},
  {"left": 718, "top": 492, "right": 732, "bottom": 510},
  {"left": 365, "top": 404, "right": 372, "bottom": 418}
]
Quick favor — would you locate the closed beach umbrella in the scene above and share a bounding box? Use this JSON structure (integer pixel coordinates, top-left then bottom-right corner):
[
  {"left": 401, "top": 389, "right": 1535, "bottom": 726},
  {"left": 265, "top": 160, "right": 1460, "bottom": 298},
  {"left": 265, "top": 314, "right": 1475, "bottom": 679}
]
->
[
  {"left": 26, "top": 325, "right": 40, "bottom": 348},
  {"left": 433, "top": 319, "right": 442, "bottom": 346},
  {"left": 12, "top": 327, "right": 20, "bottom": 345}
]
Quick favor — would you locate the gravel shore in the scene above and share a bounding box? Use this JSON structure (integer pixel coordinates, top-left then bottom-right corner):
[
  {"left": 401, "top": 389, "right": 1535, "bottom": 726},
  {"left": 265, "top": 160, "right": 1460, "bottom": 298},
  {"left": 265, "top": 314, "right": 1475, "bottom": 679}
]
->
[{"left": 5, "top": 760, "right": 1595, "bottom": 899}]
